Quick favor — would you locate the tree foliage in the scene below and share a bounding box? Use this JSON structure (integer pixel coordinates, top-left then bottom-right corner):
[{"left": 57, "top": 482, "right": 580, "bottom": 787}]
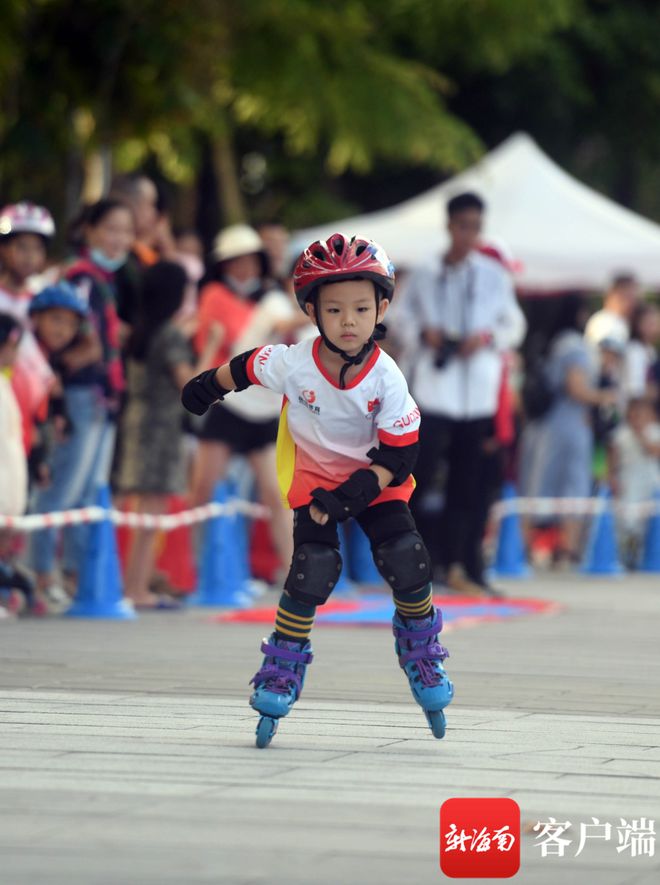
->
[
  {"left": 0, "top": 0, "right": 585, "bottom": 227},
  {"left": 448, "top": 0, "right": 660, "bottom": 216}
]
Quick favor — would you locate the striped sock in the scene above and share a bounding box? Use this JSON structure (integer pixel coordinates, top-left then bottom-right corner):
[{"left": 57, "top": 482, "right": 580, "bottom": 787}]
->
[
  {"left": 393, "top": 583, "right": 433, "bottom": 621},
  {"left": 274, "top": 591, "right": 316, "bottom": 643}
]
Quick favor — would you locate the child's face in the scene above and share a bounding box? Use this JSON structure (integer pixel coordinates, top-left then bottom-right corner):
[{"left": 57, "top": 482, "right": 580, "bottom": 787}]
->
[
  {"left": 176, "top": 232, "right": 203, "bottom": 260},
  {"left": 627, "top": 401, "right": 653, "bottom": 433},
  {"left": 309, "top": 279, "right": 388, "bottom": 357},
  {"left": 600, "top": 347, "right": 623, "bottom": 375},
  {"left": 86, "top": 207, "right": 135, "bottom": 261},
  {"left": 33, "top": 308, "right": 81, "bottom": 353},
  {"left": 639, "top": 307, "right": 660, "bottom": 344},
  {"left": 0, "top": 234, "right": 47, "bottom": 284}
]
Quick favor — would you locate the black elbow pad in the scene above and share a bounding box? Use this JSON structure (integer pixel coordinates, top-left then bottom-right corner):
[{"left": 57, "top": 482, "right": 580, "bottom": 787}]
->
[
  {"left": 229, "top": 349, "right": 257, "bottom": 391},
  {"left": 367, "top": 442, "right": 419, "bottom": 486}
]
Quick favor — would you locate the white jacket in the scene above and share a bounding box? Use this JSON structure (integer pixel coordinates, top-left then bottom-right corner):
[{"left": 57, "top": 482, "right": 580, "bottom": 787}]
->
[{"left": 401, "top": 251, "right": 526, "bottom": 419}]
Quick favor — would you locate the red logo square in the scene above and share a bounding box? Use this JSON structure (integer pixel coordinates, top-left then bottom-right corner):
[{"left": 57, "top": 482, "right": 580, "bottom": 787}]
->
[{"left": 440, "top": 798, "right": 520, "bottom": 878}]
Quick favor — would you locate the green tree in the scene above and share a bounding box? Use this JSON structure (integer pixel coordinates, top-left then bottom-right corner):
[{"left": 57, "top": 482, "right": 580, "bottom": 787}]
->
[
  {"left": 446, "top": 0, "right": 660, "bottom": 219},
  {"left": 0, "top": 0, "right": 580, "bottom": 230}
]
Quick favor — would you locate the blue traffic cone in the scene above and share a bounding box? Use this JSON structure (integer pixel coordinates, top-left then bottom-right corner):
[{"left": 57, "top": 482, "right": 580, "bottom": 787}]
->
[
  {"left": 640, "top": 491, "right": 660, "bottom": 572},
  {"left": 67, "top": 485, "right": 136, "bottom": 619},
  {"left": 581, "top": 485, "right": 623, "bottom": 576},
  {"left": 347, "top": 521, "right": 383, "bottom": 585},
  {"left": 192, "top": 481, "right": 252, "bottom": 607},
  {"left": 492, "top": 481, "right": 530, "bottom": 578}
]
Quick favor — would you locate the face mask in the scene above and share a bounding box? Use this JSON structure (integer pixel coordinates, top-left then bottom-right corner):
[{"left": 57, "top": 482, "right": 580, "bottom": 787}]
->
[
  {"left": 225, "top": 274, "right": 261, "bottom": 298},
  {"left": 90, "top": 248, "right": 127, "bottom": 273}
]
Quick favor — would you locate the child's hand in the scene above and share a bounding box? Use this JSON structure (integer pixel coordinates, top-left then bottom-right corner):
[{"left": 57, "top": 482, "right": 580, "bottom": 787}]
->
[
  {"left": 309, "top": 503, "right": 329, "bottom": 525},
  {"left": 460, "top": 334, "right": 485, "bottom": 358},
  {"left": 36, "top": 462, "right": 51, "bottom": 488},
  {"left": 207, "top": 321, "right": 223, "bottom": 345},
  {"left": 53, "top": 413, "right": 72, "bottom": 443},
  {"left": 175, "top": 313, "right": 198, "bottom": 339},
  {"left": 598, "top": 388, "right": 619, "bottom": 409}
]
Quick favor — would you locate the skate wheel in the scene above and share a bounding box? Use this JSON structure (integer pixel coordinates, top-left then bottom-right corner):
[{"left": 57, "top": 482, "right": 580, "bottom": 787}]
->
[
  {"left": 425, "top": 709, "right": 446, "bottom": 739},
  {"left": 255, "top": 716, "right": 278, "bottom": 748}
]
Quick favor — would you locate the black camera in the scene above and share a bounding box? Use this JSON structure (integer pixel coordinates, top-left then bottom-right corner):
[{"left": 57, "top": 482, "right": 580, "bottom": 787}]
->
[{"left": 434, "top": 337, "right": 462, "bottom": 368}]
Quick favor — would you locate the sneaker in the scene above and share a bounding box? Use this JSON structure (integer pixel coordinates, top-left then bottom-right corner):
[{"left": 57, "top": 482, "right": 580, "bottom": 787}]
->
[
  {"left": 478, "top": 582, "right": 506, "bottom": 599},
  {"left": 44, "top": 584, "right": 72, "bottom": 613},
  {"left": 446, "top": 564, "right": 488, "bottom": 598}
]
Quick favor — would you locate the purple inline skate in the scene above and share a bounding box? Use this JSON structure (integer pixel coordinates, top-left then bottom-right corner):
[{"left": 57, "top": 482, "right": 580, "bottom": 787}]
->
[
  {"left": 392, "top": 606, "right": 454, "bottom": 738},
  {"left": 249, "top": 634, "right": 313, "bottom": 748}
]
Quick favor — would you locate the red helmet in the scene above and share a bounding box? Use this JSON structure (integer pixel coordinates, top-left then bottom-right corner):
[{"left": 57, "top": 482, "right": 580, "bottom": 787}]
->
[{"left": 293, "top": 232, "right": 395, "bottom": 311}]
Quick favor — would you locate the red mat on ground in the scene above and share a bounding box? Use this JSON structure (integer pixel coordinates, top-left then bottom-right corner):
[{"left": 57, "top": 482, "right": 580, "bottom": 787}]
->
[{"left": 214, "top": 595, "right": 561, "bottom": 630}]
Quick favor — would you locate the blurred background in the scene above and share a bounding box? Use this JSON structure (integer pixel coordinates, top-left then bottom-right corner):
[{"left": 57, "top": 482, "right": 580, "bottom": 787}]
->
[
  {"left": 2, "top": 0, "right": 660, "bottom": 617},
  {"left": 3, "top": 0, "right": 660, "bottom": 240}
]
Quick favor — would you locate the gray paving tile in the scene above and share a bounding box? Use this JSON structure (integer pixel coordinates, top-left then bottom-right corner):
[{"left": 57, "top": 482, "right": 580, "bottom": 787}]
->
[{"left": 1, "top": 573, "right": 660, "bottom": 884}]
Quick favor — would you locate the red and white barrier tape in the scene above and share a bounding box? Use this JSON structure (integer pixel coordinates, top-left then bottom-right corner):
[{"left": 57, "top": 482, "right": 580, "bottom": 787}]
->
[
  {"left": 492, "top": 497, "right": 660, "bottom": 520},
  {"left": 2, "top": 496, "right": 658, "bottom": 532},
  {"left": 0, "top": 499, "right": 270, "bottom": 532}
]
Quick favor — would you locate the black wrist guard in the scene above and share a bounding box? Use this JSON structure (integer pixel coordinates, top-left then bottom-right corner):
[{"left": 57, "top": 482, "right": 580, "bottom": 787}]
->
[
  {"left": 181, "top": 368, "right": 230, "bottom": 416},
  {"left": 311, "top": 468, "right": 381, "bottom": 522}
]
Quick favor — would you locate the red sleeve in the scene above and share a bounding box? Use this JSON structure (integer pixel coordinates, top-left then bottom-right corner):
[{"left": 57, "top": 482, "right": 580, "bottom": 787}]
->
[
  {"left": 377, "top": 428, "right": 419, "bottom": 447},
  {"left": 246, "top": 348, "right": 264, "bottom": 386}
]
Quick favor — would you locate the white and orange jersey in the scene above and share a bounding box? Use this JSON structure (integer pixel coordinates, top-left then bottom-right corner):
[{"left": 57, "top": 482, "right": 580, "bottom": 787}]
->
[{"left": 245, "top": 336, "right": 420, "bottom": 509}]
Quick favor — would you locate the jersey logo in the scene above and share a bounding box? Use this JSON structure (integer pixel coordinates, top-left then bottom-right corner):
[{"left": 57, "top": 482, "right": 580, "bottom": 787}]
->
[
  {"left": 393, "top": 406, "right": 421, "bottom": 428},
  {"left": 298, "top": 389, "right": 320, "bottom": 414},
  {"left": 367, "top": 398, "right": 380, "bottom": 413},
  {"left": 258, "top": 346, "right": 273, "bottom": 366}
]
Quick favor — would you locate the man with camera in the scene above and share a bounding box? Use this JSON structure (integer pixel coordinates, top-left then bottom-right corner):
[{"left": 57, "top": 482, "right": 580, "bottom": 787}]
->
[{"left": 404, "top": 192, "right": 526, "bottom": 595}]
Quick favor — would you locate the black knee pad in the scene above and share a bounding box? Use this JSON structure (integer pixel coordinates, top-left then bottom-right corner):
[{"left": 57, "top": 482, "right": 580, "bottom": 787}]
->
[
  {"left": 374, "top": 531, "right": 431, "bottom": 593},
  {"left": 285, "top": 543, "right": 343, "bottom": 606}
]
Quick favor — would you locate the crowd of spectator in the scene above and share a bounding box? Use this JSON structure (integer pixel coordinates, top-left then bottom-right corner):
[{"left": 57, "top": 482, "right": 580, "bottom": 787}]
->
[{"left": 1, "top": 177, "right": 659, "bottom": 617}]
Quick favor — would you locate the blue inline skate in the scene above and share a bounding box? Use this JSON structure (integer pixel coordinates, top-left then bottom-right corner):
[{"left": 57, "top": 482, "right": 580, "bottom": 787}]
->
[
  {"left": 249, "top": 634, "right": 313, "bottom": 748},
  {"left": 392, "top": 607, "right": 454, "bottom": 739}
]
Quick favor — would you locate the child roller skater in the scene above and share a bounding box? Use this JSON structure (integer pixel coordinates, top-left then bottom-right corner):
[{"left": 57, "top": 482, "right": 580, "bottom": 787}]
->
[{"left": 182, "top": 234, "right": 454, "bottom": 747}]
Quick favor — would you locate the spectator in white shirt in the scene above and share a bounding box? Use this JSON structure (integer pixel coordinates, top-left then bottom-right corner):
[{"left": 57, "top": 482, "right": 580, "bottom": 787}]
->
[
  {"left": 625, "top": 301, "right": 659, "bottom": 400},
  {"left": 403, "top": 192, "right": 526, "bottom": 596},
  {"left": 608, "top": 396, "right": 660, "bottom": 568}
]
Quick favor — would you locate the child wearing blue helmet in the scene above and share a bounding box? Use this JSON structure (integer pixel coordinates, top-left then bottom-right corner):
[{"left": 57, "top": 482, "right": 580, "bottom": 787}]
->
[
  {"left": 27, "top": 282, "right": 95, "bottom": 611},
  {"left": 29, "top": 282, "right": 90, "bottom": 358}
]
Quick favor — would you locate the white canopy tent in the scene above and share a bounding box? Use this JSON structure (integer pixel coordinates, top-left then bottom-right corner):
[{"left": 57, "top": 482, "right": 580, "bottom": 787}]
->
[{"left": 293, "top": 133, "right": 660, "bottom": 292}]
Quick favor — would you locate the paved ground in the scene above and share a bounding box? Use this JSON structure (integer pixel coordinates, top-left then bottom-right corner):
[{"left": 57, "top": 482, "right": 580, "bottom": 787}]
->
[{"left": 1, "top": 573, "right": 659, "bottom": 885}]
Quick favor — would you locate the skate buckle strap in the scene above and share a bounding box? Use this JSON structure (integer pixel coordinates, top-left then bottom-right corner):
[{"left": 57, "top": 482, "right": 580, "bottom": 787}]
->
[
  {"left": 250, "top": 664, "right": 303, "bottom": 695},
  {"left": 392, "top": 617, "right": 443, "bottom": 643},
  {"left": 398, "top": 641, "right": 450, "bottom": 669},
  {"left": 259, "top": 639, "right": 313, "bottom": 665}
]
